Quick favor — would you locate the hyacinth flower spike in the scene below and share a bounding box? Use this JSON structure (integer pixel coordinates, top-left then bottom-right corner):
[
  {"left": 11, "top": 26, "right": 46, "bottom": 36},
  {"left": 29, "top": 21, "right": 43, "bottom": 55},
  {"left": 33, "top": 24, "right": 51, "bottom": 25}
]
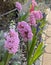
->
[{"left": 4, "top": 29, "right": 20, "bottom": 65}]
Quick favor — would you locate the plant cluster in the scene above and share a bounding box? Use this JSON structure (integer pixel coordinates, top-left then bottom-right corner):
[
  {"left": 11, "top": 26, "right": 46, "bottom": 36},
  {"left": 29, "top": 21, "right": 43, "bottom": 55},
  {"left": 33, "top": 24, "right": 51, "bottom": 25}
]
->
[{"left": 0, "top": 0, "right": 47, "bottom": 65}]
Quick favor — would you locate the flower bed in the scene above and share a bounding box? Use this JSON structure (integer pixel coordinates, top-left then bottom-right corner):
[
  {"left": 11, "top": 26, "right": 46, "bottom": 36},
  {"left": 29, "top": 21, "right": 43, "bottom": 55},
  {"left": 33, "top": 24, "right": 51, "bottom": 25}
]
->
[{"left": 0, "top": 0, "right": 47, "bottom": 65}]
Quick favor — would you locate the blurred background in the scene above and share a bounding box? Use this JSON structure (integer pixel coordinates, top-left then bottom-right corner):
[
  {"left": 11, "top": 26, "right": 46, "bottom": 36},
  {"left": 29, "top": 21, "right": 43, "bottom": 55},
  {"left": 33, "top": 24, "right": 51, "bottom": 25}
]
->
[{"left": 0, "top": 0, "right": 51, "bottom": 30}]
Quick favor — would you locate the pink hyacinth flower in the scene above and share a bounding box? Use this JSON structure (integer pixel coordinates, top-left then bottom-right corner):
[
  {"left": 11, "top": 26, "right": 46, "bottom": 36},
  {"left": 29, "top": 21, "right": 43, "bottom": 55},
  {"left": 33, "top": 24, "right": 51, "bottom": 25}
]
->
[
  {"left": 17, "top": 21, "right": 33, "bottom": 42},
  {"left": 29, "top": 10, "right": 43, "bottom": 27},
  {"left": 32, "top": 11, "right": 43, "bottom": 20},
  {"left": 4, "top": 29, "right": 20, "bottom": 54},
  {"left": 15, "top": 2, "right": 22, "bottom": 11},
  {"left": 29, "top": 12, "right": 37, "bottom": 27}
]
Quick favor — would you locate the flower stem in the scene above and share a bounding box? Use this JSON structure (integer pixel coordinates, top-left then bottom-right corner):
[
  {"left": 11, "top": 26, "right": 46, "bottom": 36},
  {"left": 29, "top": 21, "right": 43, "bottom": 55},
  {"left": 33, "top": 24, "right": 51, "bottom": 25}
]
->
[
  {"left": 5, "top": 53, "right": 11, "bottom": 65},
  {"left": 4, "top": 51, "right": 12, "bottom": 65}
]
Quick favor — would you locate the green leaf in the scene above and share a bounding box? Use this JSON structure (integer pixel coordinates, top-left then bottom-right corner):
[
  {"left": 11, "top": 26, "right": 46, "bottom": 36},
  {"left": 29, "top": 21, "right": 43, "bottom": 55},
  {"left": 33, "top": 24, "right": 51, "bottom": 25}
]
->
[
  {"left": 0, "top": 61, "right": 4, "bottom": 65},
  {"left": 29, "top": 43, "right": 44, "bottom": 65},
  {"left": 18, "top": 12, "right": 28, "bottom": 21},
  {"left": 40, "top": 19, "right": 47, "bottom": 29},
  {"left": 28, "top": 27, "right": 37, "bottom": 64},
  {"left": 28, "top": 35, "right": 37, "bottom": 62},
  {"left": 3, "top": 51, "right": 8, "bottom": 64},
  {"left": 32, "top": 27, "right": 36, "bottom": 34}
]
